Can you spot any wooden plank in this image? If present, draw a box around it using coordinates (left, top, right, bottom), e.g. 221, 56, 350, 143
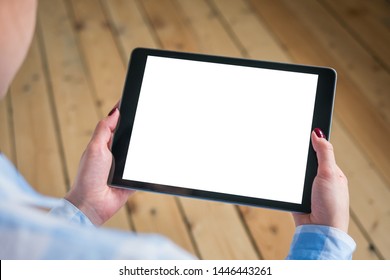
332, 121, 390, 259
100, 0, 197, 255
281, 0, 390, 126
240, 207, 295, 260
321, 0, 390, 70
37, 0, 131, 230
38, 0, 98, 180
68, 0, 125, 114
101, 0, 156, 60
179, 197, 258, 259
127, 192, 197, 255
66, 0, 131, 230
210, 0, 290, 62
213, 0, 383, 260
248, 0, 390, 260
177, 0, 241, 57
248, 0, 390, 191
139, 0, 200, 52
9, 35, 67, 197
0, 95, 14, 162
348, 215, 379, 260
138, 0, 259, 259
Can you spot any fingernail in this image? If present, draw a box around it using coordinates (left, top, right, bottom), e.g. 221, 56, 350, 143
314, 128, 326, 139
108, 107, 117, 116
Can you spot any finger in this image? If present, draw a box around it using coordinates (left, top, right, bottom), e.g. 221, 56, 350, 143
107, 99, 121, 117
106, 107, 120, 132
311, 129, 337, 178
91, 108, 120, 146
107, 108, 120, 148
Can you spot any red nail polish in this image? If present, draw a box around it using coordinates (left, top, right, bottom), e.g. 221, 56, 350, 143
108, 107, 117, 116
314, 128, 326, 139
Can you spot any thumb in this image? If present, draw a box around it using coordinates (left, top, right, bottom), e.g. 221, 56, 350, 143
105, 107, 120, 132
91, 108, 120, 147
311, 128, 336, 179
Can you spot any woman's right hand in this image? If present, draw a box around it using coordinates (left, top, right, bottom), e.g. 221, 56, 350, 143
292, 128, 350, 233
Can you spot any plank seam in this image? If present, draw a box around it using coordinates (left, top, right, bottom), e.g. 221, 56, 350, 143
99, 0, 130, 66
318, 0, 390, 74
207, 0, 249, 58
135, 0, 165, 50
63, 0, 104, 119
175, 198, 203, 259
350, 208, 384, 259
35, 21, 71, 190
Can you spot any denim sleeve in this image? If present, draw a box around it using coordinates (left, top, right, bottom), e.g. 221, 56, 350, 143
286, 225, 356, 260
49, 199, 94, 227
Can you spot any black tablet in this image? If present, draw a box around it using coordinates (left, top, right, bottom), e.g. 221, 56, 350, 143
109, 48, 336, 213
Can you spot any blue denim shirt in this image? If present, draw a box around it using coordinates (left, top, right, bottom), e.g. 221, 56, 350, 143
0, 153, 355, 259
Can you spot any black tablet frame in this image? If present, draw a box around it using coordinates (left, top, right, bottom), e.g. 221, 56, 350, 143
109, 48, 336, 213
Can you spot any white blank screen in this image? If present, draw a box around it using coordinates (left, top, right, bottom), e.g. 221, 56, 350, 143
122, 56, 318, 204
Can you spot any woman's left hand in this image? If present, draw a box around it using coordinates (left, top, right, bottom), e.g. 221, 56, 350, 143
65, 105, 134, 226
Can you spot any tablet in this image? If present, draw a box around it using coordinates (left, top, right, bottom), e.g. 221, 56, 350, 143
109, 48, 336, 213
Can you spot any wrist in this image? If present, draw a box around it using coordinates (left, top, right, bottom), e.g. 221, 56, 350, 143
292, 212, 349, 234
64, 193, 104, 226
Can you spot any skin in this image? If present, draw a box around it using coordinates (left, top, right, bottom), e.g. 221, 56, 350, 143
1, 0, 350, 232
65, 107, 134, 226
293, 131, 350, 232
0, 0, 37, 99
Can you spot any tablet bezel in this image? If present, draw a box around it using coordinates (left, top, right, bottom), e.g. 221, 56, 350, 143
109, 48, 336, 213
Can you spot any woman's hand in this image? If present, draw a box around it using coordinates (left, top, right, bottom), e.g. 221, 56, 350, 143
293, 128, 350, 233
65, 105, 134, 226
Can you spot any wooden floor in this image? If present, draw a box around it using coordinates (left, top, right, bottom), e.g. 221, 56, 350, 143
0, 0, 389, 260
